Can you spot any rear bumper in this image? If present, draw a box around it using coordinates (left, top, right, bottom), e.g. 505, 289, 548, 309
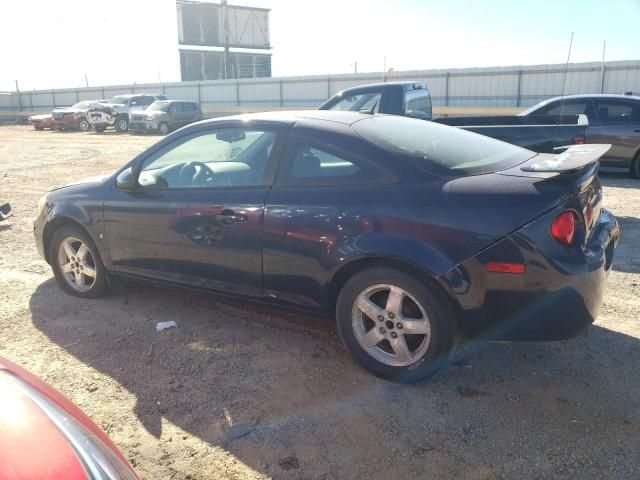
446, 208, 619, 341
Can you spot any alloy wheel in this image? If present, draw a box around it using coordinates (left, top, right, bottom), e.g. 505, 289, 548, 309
351, 284, 431, 367
57, 236, 97, 293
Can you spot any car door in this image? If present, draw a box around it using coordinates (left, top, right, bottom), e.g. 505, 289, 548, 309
103, 121, 286, 297
587, 99, 640, 170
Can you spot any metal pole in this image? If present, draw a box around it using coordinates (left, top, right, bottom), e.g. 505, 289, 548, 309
516, 69, 523, 107
600, 41, 606, 94
197, 82, 201, 105
236, 79, 240, 107
75, 89, 79, 103
52, 89, 56, 108
279, 78, 283, 108
327, 76, 331, 98
444, 72, 450, 107
223, 0, 230, 80
14, 80, 22, 112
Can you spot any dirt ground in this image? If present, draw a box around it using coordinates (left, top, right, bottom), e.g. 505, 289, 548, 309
0, 125, 639, 480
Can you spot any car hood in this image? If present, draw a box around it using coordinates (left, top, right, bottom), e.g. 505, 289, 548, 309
30, 114, 52, 120
49, 173, 112, 192
52, 107, 83, 114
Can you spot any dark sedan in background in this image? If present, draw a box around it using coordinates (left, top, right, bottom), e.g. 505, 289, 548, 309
34, 111, 618, 382
521, 94, 640, 176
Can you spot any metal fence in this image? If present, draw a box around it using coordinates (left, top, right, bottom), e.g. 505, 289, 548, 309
2, 60, 640, 116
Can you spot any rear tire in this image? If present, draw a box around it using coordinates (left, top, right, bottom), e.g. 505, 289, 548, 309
49, 225, 108, 298
336, 267, 453, 383
34, 126, 44, 131
632, 152, 640, 179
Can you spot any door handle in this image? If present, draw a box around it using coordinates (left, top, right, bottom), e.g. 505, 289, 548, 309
218, 209, 247, 225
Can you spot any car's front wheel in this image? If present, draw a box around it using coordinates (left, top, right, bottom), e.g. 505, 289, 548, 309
78, 118, 90, 131
114, 117, 129, 132
631, 152, 640, 179
336, 267, 453, 382
158, 122, 169, 135
49, 225, 108, 298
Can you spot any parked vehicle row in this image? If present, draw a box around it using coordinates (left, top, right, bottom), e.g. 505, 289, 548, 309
321, 82, 640, 177
28, 94, 202, 135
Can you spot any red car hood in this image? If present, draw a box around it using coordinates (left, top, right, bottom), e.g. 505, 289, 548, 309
0, 357, 138, 479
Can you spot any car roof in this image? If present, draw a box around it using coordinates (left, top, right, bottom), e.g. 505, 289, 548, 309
542, 93, 640, 102
196, 110, 374, 127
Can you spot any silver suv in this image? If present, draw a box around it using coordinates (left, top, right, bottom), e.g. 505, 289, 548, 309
129, 100, 203, 135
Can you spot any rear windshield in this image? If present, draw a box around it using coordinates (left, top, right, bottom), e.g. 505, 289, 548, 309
352, 116, 535, 176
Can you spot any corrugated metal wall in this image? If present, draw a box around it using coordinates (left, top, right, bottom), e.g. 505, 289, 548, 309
3, 60, 640, 114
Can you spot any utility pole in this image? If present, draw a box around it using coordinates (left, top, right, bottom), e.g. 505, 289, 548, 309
222, 0, 230, 79
84, 74, 89, 88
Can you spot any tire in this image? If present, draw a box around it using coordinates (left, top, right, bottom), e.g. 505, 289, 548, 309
114, 117, 129, 132
158, 122, 169, 136
94, 125, 106, 133
78, 118, 90, 131
632, 152, 640, 179
34, 126, 44, 131
48, 225, 108, 298
336, 267, 453, 383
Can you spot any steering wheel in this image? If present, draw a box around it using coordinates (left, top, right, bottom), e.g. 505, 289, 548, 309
180, 161, 232, 187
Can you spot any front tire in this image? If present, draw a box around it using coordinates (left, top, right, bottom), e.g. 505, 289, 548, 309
158, 122, 169, 136
114, 117, 129, 132
336, 267, 453, 382
78, 118, 90, 131
49, 225, 108, 298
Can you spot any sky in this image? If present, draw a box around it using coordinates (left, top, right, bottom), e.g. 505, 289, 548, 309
1, 0, 639, 91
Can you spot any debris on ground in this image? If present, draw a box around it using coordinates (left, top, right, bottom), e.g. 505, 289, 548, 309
456, 386, 489, 398
156, 321, 178, 332
279, 456, 299, 470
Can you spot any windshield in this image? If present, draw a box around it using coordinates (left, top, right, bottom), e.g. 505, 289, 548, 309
147, 101, 170, 112
110, 95, 129, 105
353, 116, 535, 176
71, 101, 92, 109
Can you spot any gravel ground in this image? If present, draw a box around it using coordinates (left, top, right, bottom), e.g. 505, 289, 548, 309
0, 125, 639, 480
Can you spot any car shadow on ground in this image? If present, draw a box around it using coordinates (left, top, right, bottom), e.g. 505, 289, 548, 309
599, 172, 640, 189
612, 215, 640, 274
29, 278, 640, 478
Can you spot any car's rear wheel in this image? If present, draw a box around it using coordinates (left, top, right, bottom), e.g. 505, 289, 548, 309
78, 118, 90, 131
336, 267, 453, 382
115, 117, 129, 132
49, 226, 108, 298
34, 126, 44, 131
158, 122, 169, 135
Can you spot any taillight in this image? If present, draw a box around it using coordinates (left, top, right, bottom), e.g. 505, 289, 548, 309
570, 134, 586, 145
551, 211, 577, 246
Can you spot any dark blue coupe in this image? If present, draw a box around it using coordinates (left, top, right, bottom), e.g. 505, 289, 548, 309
34, 111, 619, 382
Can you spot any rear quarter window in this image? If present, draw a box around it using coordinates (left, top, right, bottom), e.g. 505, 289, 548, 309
353, 116, 535, 177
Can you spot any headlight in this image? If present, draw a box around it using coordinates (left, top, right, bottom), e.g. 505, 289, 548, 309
8, 374, 139, 479
145, 115, 156, 121
36, 195, 47, 218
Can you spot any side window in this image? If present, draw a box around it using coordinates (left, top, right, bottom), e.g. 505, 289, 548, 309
171, 103, 183, 113
404, 92, 432, 116
141, 96, 155, 107
277, 137, 392, 187
594, 101, 639, 124
538, 100, 589, 117
327, 92, 381, 112
137, 128, 278, 189
184, 103, 197, 112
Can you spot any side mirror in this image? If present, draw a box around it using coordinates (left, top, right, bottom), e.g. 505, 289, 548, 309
406, 110, 431, 121
116, 167, 137, 190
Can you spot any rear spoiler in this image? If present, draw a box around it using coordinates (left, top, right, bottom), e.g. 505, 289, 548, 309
521, 144, 611, 173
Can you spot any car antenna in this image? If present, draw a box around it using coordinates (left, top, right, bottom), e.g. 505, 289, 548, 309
359, 101, 378, 115
554, 32, 574, 152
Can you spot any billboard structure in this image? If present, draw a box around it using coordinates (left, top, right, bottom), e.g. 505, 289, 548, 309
177, 0, 272, 80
